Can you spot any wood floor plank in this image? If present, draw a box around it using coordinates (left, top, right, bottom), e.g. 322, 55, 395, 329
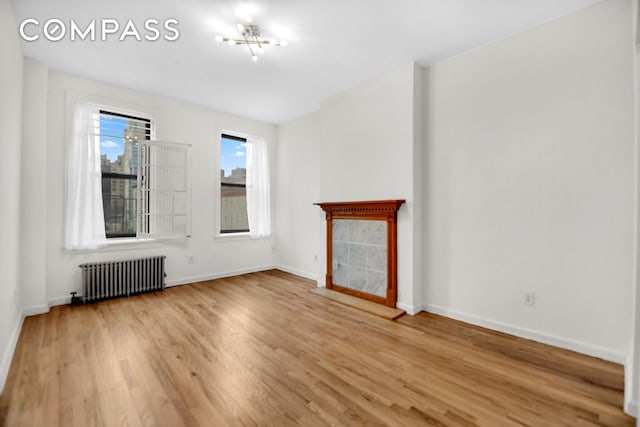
0, 270, 635, 426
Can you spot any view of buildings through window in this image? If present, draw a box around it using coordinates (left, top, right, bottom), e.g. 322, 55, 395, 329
220, 134, 249, 233
99, 111, 151, 238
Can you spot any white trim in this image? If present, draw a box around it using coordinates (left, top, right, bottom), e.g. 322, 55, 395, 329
213, 233, 252, 241
48, 295, 72, 307
63, 239, 162, 254
46, 266, 279, 305
165, 265, 277, 287
276, 265, 318, 282
212, 233, 271, 243
284, 265, 422, 315
625, 398, 638, 418
424, 303, 626, 364
631, 1, 640, 420
22, 304, 49, 317
396, 302, 414, 314
0, 311, 25, 394
396, 302, 425, 316
625, 350, 637, 417
65, 91, 157, 137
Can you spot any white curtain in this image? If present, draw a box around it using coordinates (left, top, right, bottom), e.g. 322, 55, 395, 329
245, 136, 271, 238
64, 103, 107, 250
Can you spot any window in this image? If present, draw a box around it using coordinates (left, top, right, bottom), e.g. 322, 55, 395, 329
218, 132, 271, 238
64, 102, 191, 251
220, 134, 249, 234
99, 110, 151, 238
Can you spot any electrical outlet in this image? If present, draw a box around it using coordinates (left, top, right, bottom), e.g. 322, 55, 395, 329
187, 256, 194, 264
522, 291, 535, 306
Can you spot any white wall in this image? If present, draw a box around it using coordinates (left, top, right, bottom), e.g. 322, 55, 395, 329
319, 63, 423, 312
0, 0, 23, 392
276, 63, 423, 312
28, 71, 278, 306
275, 112, 322, 280
423, 0, 636, 362
20, 58, 48, 314
628, 4, 640, 416
411, 64, 424, 309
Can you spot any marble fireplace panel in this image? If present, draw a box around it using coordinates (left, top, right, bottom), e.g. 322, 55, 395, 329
332, 219, 387, 298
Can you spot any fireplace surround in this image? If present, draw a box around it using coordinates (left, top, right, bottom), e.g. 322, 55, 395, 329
315, 200, 405, 307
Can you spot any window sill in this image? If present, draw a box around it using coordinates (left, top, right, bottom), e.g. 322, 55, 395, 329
214, 233, 271, 242
107, 237, 158, 247
214, 232, 252, 242
64, 238, 162, 254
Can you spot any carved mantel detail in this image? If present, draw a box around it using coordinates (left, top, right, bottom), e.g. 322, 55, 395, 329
314, 200, 405, 308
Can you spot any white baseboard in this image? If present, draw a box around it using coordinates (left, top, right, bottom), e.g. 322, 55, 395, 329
424, 303, 626, 364
2, 303, 57, 393
0, 310, 25, 394
22, 304, 49, 317
275, 267, 424, 316
624, 352, 636, 417
396, 302, 426, 316
48, 295, 71, 307
46, 266, 280, 303
165, 265, 277, 287
625, 398, 638, 418
275, 265, 318, 282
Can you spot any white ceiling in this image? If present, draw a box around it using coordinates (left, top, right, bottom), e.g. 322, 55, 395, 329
12, 0, 603, 124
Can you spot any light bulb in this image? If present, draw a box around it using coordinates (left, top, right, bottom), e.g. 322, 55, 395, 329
269, 39, 279, 46
280, 40, 288, 47
215, 35, 223, 43
237, 24, 244, 32
252, 55, 258, 62
227, 39, 236, 45
245, 16, 252, 23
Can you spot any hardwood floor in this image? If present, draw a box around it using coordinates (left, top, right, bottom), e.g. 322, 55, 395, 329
0, 270, 634, 426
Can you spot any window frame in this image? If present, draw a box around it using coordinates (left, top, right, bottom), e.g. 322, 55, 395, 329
218, 132, 250, 236
64, 93, 157, 250
99, 109, 152, 239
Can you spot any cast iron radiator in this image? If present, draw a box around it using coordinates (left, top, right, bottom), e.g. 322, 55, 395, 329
78, 256, 166, 303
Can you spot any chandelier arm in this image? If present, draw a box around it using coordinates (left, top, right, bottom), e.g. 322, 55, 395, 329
230, 40, 265, 45
242, 33, 256, 58
254, 34, 263, 50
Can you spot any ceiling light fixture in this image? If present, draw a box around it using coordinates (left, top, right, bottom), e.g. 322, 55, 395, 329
215, 16, 288, 62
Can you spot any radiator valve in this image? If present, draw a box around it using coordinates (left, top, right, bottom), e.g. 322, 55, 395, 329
70, 291, 83, 306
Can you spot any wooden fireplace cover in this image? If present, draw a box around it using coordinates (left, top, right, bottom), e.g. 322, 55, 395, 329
314, 200, 405, 307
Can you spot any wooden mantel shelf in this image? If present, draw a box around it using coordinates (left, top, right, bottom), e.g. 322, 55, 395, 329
314, 200, 405, 218
314, 199, 405, 308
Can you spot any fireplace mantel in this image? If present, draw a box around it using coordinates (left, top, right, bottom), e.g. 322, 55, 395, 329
315, 199, 406, 218
315, 200, 405, 307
